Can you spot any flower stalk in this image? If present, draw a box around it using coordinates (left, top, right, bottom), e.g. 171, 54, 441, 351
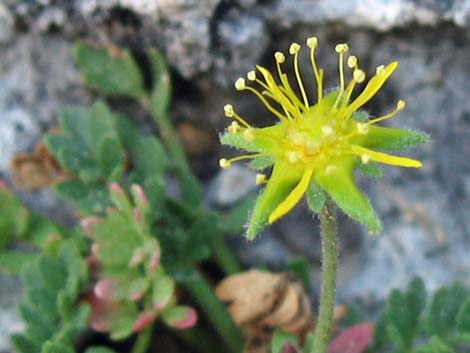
313, 198, 338, 353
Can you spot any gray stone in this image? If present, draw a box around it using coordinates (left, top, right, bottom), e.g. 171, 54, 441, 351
0, 275, 23, 353
0, 3, 14, 44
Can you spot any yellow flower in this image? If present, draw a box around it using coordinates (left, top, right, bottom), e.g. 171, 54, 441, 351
220, 37, 428, 239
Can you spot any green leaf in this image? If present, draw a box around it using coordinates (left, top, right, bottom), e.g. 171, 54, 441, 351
38, 256, 68, 292
270, 329, 299, 353
85, 347, 119, 353
315, 156, 382, 233
41, 341, 75, 353
11, 333, 40, 353
74, 42, 145, 98
98, 134, 125, 181
406, 277, 426, 323
134, 136, 167, 178
179, 173, 202, 209
306, 180, 326, 214
109, 307, 138, 340
185, 211, 218, 262
386, 289, 414, 348
353, 126, 429, 151
54, 179, 89, 202
302, 333, 315, 353
427, 283, 467, 337
457, 297, 470, 332
161, 305, 196, 329
356, 160, 384, 178
413, 336, 455, 353
0, 251, 35, 274
152, 272, 175, 309
149, 48, 172, 120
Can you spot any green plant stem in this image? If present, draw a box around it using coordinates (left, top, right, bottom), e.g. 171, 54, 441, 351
141, 97, 190, 174
131, 326, 152, 353
212, 236, 241, 275
312, 198, 338, 353
176, 326, 227, 353
182, 271, 244, 353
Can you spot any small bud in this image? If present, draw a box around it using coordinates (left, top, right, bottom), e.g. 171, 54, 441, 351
81, 216, 103, 238
235, 78, 245, 90
134, 208, 143, 223
335, 43, 349, 53
247, 70, 256, 81
256, 174, 267, 185
131, 184, 149, 214
128, 248, 147, 267
219, 158, 231, 169
289, 43, 301, 55
274, 51, 285, 63
94, 279, 116, 300
109, 182, 125, 196
306, 36, 318, 48
149, 249, 160, 270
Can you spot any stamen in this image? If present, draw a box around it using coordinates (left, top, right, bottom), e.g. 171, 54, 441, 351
274, 51, 286, 63
376, 65, 385, 75
289, 42, 309, 107
335, 43, 349, 92
321, 125, 334, 136
242, 84, 290, 122
247, 70, 256, 81
219, 158, 231, 169
224, 104, 251, 128
356, 122, 369, 135
256, 174, 267, 185
235, 78, 246, 90
368, 100, 406, 125
307, 36, 323, 101
353, 69, 366, 83
347, 55, 358, 69
227, 121, 240, 134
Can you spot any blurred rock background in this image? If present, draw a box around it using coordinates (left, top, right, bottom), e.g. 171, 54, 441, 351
0, 1, 469, 352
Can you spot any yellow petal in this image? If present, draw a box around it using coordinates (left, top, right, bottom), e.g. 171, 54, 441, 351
344, 61, 398, 117
350, 145, 422, 168
268, 168, 314, 224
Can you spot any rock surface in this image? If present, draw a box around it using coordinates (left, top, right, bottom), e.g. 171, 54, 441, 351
1, 1, 470, 351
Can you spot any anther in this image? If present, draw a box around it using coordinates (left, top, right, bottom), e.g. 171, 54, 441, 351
256, 174, 267, 185
397, 99, 406, 110
289, 43, 301, 55
361, 154, 370, 164
376, 65, 385, 75
347, 55, 358, 68
335, 43, 349, 53
247, 70, 256, 81
243, 128, 255, 142
356, 123, 369, 135
274, 51, 285, 63
219, 158, 231, 169
224, 104, 234, 117
235, 78, 246, 90
306, 36, 318, 48
353, 69, 366, 83
227, 121, 240, 134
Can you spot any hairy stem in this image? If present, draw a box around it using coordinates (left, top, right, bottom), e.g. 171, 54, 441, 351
312, 198, 338, 353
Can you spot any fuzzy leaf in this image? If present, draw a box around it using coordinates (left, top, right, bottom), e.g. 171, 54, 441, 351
386, 289, 414, 348
306, 181, 326, 214
315, 156, 382, 233
99, 135, 125, 181
406, 277, 426, 322
185, 211, 218, 262
356, 161, 383, 178
133, 137, 167, 178
351, 111, 370, 122
11, 334, 40, 353
54, 179, 89, 202
179, 173, 202, 209
109, 307, 138, 340
74, 42, 145, 98
162, 305, 197, 329
249, 155, 274, 170
0, 251, 35, 274
270, 329, 299, 353
353, 126, 429, 151
152, 272, 175, 309
427, 283, 467, 337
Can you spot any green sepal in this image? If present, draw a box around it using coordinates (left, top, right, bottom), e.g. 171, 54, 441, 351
356, 160, 384, 178
246, 161, 302, 240
351, 110, 370, 122
352, 126, 429, 151
220, 124, 284, 154
270, 329, 299, 353
73, 42, 146, 98
249, 155, 274, 170
314, 156, 382, 233
306, 180, 326, 214
220, 192, 257, 234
